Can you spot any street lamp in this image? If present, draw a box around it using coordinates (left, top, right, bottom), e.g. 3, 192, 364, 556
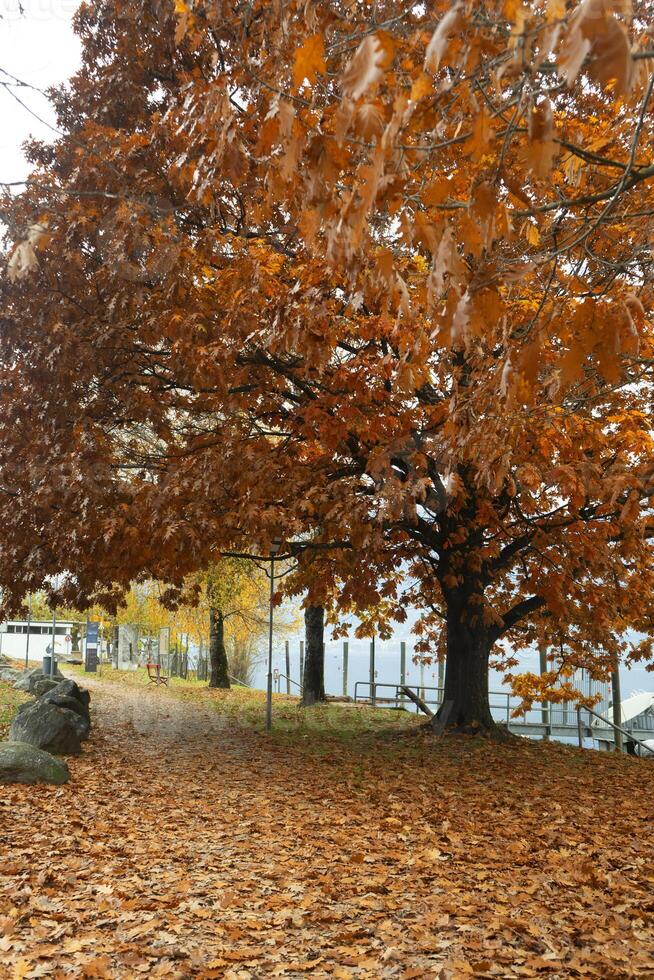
50, 604, 57, 678
25, 593, 32, 669
49, 575, 60, 678
266, 538, 283, 732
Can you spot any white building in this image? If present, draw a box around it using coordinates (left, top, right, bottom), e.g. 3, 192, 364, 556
0, 620, 82, 664
591, 691, 654, 750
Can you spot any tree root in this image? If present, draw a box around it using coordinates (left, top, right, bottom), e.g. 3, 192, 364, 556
419, 719, 519, 742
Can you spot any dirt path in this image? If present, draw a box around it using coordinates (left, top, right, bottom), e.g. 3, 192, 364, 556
4, 680, 449, 979
83, 675, 233, 744
1, 679, 654, 979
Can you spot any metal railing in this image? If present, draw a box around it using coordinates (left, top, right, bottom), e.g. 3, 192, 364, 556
354, 682, 513, 724
274, 672, 301, 692
229, 673, 252, 687
354, 682, 654, 752
354, 681, 433, 712
576, 705, 654, 756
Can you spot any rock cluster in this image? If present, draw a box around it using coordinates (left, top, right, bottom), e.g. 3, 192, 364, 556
0, 669, 92, 784
13, 665, 64, 693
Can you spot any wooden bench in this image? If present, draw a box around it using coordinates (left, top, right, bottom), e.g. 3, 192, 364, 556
146, 662, 169, 686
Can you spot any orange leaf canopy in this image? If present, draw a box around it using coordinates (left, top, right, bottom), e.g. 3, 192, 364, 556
1, 0, 654, 726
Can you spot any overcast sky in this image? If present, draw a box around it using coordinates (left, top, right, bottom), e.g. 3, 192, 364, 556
1, 0, 80, 185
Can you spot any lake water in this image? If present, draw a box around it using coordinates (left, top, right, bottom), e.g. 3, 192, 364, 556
249, 627, 654, 705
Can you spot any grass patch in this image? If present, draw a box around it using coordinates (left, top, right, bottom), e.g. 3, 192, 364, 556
65, 663, 422, 741
0, 680, 29, 737
61, 665, 654, 781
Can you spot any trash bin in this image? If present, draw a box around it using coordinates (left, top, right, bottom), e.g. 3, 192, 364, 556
42, 656, 53, 676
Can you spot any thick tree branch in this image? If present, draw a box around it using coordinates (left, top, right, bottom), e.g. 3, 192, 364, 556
492, 595, 546, 641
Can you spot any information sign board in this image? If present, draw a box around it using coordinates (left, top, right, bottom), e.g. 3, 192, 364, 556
85, 621, 100, 672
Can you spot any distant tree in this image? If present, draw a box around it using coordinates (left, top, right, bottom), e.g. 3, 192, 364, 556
229, 635, 263, 688
174, 560, 299, 688
20, 593, 52, 622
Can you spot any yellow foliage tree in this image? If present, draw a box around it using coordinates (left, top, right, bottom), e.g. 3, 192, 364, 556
93, 562, 298, 686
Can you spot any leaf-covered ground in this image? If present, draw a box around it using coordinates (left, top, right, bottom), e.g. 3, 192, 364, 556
1, 675, 653, 979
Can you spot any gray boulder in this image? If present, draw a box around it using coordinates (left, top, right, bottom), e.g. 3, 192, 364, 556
9, 701, 82, 755
32, 677, 62, 698
57, 707, 90, 741
13, 668, 42, 691
0, 741, 69, 784
14, 667, 64, 694
0, 668, 20, 682
17, 691, 90, 724
49, 678, 90, 710
41, 692, 90, 725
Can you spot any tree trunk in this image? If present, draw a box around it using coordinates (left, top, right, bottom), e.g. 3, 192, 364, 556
301, 605, 325, 706
112, 624, 119, 668
208, 606, 230, 689
441, 600, 498, 736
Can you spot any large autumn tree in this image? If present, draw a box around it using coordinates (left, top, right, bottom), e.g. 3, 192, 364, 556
2, 0, 654, 734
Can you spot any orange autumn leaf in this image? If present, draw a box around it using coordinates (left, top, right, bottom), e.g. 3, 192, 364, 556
292, 33, 326, 91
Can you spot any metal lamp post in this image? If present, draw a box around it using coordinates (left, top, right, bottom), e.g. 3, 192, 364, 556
24, 593, 32, 669
49, 575, 60, 678
50, 605, 57, 678
265, 538, 282, 732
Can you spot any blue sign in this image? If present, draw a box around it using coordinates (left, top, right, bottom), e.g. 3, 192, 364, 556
85, 621, 100, 672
